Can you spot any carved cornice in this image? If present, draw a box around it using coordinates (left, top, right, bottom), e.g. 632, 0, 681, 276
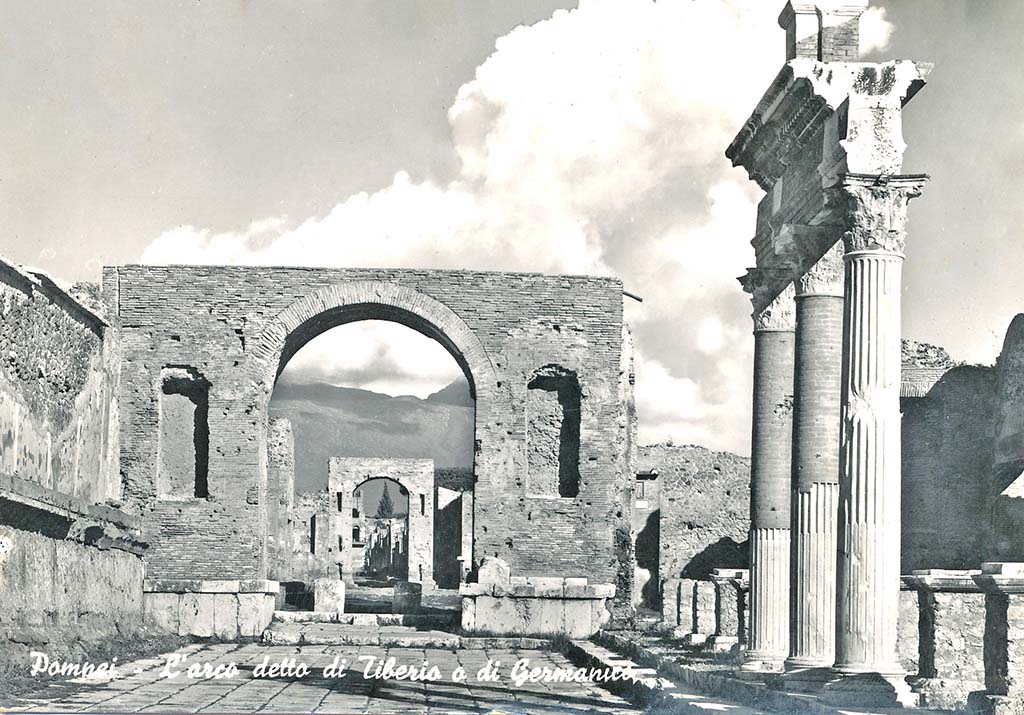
826, 173, 928, 254
726, 60, 931, 192
797, 241, 845, 296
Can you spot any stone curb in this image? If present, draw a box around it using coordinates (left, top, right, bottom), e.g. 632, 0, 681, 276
261, 626, 549, 650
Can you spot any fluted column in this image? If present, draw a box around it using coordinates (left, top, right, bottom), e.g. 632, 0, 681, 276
741, 283, 795, 672
786, 242, 844, 678
823, 174, 927, 706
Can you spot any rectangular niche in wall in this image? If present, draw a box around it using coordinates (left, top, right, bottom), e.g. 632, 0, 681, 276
158, 366, 210, 499
526, 366, 581, 497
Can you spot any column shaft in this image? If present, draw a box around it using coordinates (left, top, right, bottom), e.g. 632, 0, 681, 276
833, 250, 903, 674
788, 276, 844, 670
743, 300, 795, 671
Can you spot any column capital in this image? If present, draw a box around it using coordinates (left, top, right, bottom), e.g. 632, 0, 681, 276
755, 282, 796, 332
827, 173, 929, 255
740, 270, 795, 332
797, 241, 845, 297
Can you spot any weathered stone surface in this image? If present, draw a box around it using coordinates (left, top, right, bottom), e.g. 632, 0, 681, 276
313, 578, 345, 615
178, 593, 214, 638
143, 592, 180, 634
238, 593, 273, 638
212, 593, 238, 640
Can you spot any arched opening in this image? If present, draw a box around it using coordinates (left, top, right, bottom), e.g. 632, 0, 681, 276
264, 307, 476, 613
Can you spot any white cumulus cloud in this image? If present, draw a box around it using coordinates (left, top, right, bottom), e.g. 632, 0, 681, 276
141, 0, 892, 454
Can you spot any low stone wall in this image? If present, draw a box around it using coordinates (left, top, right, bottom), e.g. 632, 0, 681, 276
0, 474, 146, 650
143, 579, 278, 640
663, 573, 748, 653
460, 558, 614, 638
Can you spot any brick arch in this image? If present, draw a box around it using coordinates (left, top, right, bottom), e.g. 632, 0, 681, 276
247, 281, 498, 402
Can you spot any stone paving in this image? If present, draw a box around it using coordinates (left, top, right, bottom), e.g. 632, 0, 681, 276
4, 642, 648, 714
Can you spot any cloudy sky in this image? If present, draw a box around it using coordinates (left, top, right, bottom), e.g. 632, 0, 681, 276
1, 1, 1021, 455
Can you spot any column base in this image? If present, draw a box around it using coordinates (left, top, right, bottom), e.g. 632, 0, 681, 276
737, 650, 786, 674
820, 671, 918, 708
910, 677, 986, 712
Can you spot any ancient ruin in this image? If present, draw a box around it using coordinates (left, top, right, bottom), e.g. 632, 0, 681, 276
5, 2, 1024, 714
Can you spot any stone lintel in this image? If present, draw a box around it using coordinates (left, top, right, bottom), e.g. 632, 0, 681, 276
727, 60, 931, 191
711, 568, 748, 582
905, 569, 982, 593
826, 173, 930, 254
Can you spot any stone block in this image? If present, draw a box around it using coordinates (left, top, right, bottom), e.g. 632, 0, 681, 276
239, 579, 278, 593
478, 556, 511, 585
313, 578, 345, 614
590, 583, 616, 598
144, 592, 180, 634
238, 593, 272, 638
510, 576, 528, 585
393, 581, 422, 613
179, 593, 214, 637
565, 577, 588, 588
200, 580, 240, 594
213, 593, 239, 640
563, 599, 593, 638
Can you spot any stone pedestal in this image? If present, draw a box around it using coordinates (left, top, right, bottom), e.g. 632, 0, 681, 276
662, 578, 682, 628
740, 284, 795, 673
705, 569, 748, 654
313, 578, 345, 615
903, 570, 985, 711
822, 174, 927, 709
969, 563, 1024, 715
785, 244, 843, 686
143, 579, 278, 640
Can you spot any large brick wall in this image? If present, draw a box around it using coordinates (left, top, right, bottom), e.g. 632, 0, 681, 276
105, 266, 633, 611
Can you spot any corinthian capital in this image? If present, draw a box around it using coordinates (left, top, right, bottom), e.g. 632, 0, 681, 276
827, 173, 929, 254
797, 241, 845, 297
755, 283, 796, 331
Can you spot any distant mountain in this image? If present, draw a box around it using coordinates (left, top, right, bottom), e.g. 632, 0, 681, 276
269, 379, 474, 492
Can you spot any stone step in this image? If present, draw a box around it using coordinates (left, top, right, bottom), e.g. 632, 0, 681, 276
271, 610, 458, 629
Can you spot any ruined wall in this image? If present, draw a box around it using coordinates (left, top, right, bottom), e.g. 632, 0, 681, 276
0, 261, 119, 503
641, 444, 750, 584
0, 258, 141, 651
991, 315, 1024, 560
900, 341, 996, 571
107, 266, 632, 602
